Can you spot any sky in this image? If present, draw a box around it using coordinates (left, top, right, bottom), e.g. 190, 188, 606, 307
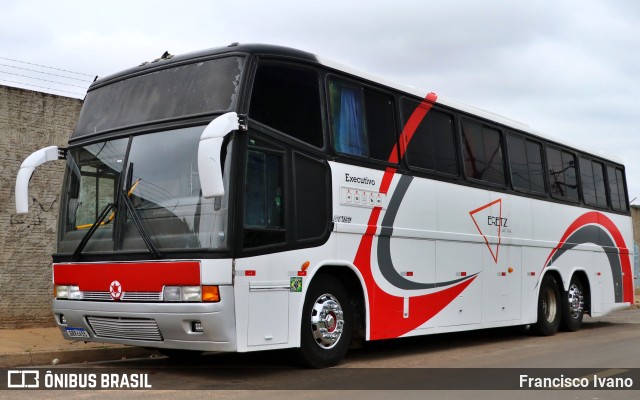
1, 0, 639, 203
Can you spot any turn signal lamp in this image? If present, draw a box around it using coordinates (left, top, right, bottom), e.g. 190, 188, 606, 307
202, 286, 220, 302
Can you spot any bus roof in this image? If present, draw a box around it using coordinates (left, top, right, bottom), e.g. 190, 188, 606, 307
89, 43, 622, 165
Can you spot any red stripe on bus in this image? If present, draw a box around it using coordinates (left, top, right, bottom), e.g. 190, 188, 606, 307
379, 93, 438, 196
543, 212, 633, 303
53, 261, 200, 292
379, 167, 397, 195
351, 91, 479, 340
389, 91, 438, 164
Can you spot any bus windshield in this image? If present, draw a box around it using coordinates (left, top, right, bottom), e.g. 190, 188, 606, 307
72, 56, 244, 140
58, 126, 232, 255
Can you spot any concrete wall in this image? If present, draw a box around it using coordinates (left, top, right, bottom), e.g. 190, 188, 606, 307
631, 206, 640, 245
0, 85, 82, 328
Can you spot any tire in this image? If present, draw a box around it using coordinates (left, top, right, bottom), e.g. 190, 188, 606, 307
531, 274, 562, 336
560, 275, 585, 332
298, 275, 353, 368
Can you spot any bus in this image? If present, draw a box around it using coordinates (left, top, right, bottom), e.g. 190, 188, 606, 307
15, 43, 634, 368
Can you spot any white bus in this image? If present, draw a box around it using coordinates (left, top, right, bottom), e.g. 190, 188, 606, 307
16, 44, 634, 368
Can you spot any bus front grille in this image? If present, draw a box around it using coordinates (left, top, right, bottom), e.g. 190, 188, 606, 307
87, 316, 163, 341
81, 291, 163, 301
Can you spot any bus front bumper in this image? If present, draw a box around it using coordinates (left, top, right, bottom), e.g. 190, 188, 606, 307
52, 286, 237, 352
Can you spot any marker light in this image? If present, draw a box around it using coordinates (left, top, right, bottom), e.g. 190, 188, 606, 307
301, 261, 310, 271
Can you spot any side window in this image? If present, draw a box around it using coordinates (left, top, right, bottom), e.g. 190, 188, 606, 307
461, 120, 505, 185
250, 63, 323, 148
401, 99, 457, 175
65, 138, 127, 231
507, 134, 545, 194
579, 157, 596, 205
607, 166, 628, 211
74, 166, 117, 228
243, 137, 286, 248
547, 147, 578, 201
580, 157, 607, 207
328, 78, 396, 162
294, 152, 330, 241
242, 136, 332, 250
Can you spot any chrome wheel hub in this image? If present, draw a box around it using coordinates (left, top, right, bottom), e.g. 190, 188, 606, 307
310, 293, 344, 349
567, 283, 584, 319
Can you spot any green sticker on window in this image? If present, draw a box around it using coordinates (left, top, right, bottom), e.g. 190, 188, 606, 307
290, 277, 303, 293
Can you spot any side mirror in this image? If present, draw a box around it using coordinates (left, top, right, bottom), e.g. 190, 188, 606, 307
197, 112, 241, 198
15, 146, 64, 213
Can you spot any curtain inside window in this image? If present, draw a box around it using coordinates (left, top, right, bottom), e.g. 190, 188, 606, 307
331, 83, 367, 156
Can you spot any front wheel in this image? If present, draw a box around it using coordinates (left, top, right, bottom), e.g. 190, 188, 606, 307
560, 276, 585, 332
531, 274, 562, 336
298, 275, 353, 368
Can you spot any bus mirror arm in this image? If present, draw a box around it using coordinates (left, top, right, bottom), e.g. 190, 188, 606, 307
198, 112, 242, 198
15, 146, 66, 214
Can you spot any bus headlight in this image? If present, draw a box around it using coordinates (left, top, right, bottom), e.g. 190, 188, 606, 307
55, 285, 81, 299
163, 286, 182, 301
163, 286, 220, 302
181, 286, 202, 301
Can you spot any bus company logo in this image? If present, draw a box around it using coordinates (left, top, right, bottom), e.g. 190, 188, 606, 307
487, 216, 508, 228
469, 199, 504, 263
109, 280, 122, 301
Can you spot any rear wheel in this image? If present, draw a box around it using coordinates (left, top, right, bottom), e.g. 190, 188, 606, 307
560, 275, 585, 332
531, 274, 561, 336
298, 275, 353, 368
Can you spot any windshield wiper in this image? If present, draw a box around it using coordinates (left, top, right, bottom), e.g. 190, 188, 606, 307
72, 202, 116, 261
120, 189, 161, 258
71, 167, 161, 260
121, 164, 161, 258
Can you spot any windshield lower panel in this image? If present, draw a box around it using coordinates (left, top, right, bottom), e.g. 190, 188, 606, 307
58, 126, 231, 255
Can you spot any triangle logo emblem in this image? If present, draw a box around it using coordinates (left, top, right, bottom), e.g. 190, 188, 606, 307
469, 199, 502, 263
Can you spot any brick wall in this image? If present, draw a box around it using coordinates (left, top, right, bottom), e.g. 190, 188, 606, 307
0, 85, 82, 328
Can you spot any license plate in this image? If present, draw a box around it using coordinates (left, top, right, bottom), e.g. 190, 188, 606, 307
65, 327, 90, 338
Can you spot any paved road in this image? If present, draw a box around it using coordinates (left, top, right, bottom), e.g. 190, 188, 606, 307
7, 309, 640, 399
